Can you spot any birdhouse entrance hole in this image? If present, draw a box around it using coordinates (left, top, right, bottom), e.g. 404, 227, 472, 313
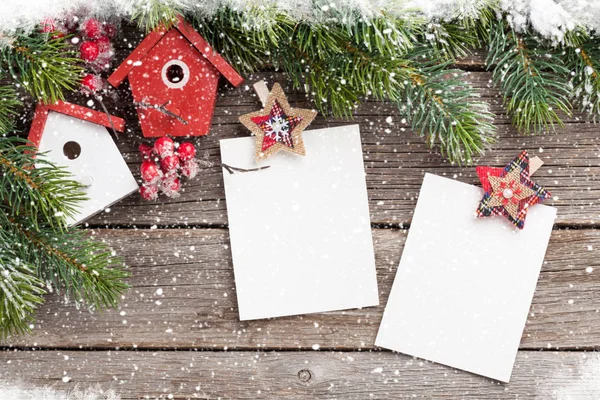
167, 65, 184, 83
162, 60, 190, 89
63, 141, 81, 160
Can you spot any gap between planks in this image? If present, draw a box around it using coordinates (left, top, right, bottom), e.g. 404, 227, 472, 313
6, 228, 600, 351
0, 349, 597, 399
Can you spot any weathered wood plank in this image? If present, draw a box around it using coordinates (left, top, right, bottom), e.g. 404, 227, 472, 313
14, 53, 594, 228
50, 69, 591, 227
80, 95, 600, 227
0, 350, 595, 399
5, 229, 600, 350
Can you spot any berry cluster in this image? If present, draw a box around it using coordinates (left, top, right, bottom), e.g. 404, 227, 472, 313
41, 15, 116, 94
139, 137, 200, 201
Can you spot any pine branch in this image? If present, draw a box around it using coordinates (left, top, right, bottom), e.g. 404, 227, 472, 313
424, 22, 480, 61
566, 37, 600, 121
401, 61, 496, 164
0, 137, 129, 337
0, 81, 20, 133
0, 137, 86, 230
193, 8, 295, 76
131, 0, 187, 33
3, 214, 129, 310
0, 32, 84, 103
487, 21, 572, 134
280, 20, 415, 117
191, 7, 495, 163
421, 0, 495, 60
0, 242, 45, 338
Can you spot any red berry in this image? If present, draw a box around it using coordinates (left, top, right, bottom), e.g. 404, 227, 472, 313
140, 183, 159, 201
169, 177, 181, 192
82, 18, 102, 39
138, 144, 154, 159
181, 159, 199, 179
177, 142, 196, 161
95, 36, 111, 54
160, 155, 180, 172
154, 137, 175, 158
80, 41, 99, 62
140, 160, 160, 183
81, 74, 102, 92
103, 23, 117, 38
161, 177, 181, 198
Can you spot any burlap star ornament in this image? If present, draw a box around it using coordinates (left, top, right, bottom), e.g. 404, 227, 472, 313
239, 83, 317, 162
476, 150, 551, 229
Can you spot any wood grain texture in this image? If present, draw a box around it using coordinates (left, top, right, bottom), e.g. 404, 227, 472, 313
5, 228, 599, 350
39, 69, 593, 228
8, 25, 598, 398
0, 350, 595, 399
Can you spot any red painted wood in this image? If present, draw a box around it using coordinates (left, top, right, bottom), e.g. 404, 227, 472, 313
44, 101, 126, 132
175, 16, 244, 87
27, 105, 50, 148
107, 26, 168, 87
26, 100, 125, 158
127, 29, 221, 137
108, 16, 244, 137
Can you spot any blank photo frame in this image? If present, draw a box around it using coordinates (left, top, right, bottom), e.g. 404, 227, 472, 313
376, 173, 557, 382
220, 124, 379, 320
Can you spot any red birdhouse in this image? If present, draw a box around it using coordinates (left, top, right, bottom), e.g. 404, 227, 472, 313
108, 16, 243, 137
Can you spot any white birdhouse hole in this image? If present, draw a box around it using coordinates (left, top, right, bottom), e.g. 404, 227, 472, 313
63, 141, 81, 160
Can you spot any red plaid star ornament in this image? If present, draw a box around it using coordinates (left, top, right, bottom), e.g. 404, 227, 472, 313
239, 83, 317, 162
476, 150, 551, 229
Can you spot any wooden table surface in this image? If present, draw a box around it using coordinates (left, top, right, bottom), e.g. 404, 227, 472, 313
2, 29, 600, 399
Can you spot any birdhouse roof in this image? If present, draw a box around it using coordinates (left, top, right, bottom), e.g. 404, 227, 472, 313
28, 100, 126, 148
108, 16, 244, 88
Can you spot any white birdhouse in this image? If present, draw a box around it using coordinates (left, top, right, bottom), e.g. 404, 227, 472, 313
27, 101, 138, 225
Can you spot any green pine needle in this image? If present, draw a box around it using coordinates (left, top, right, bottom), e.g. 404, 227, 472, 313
0, 81, 20, 133
1, 33, 84, 103
0, 136, 129, 338
0, 137, 86, 230
566, 37, 600, 120
487, 21, 572, 134
0, 246, 45, 338
131, 0, 187, 32
401, 62, 496, 165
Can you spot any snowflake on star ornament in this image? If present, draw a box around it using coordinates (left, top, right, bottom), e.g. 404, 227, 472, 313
138, 137, 200, 201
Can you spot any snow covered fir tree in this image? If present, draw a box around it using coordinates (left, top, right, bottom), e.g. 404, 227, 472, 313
1, 0, 600, 338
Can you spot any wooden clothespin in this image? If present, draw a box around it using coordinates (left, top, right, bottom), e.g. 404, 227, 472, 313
253, 80, 270, 107
529, 156, 543, 175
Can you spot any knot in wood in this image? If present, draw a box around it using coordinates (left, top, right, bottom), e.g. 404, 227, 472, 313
297, 369, 312, 383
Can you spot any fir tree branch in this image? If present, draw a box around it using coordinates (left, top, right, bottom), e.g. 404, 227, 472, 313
0, 80, 20, 133
0, 242, 45, 338
401, 61, 496, 164
0, 33, 84, 103
3, 214, 129, 311
0, 137, 86, 230
190, 7, 496, 163
0, 138, 129, 338
566, 37, 600, 121
487, 21, 572, 134
131, 0, 187, 33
